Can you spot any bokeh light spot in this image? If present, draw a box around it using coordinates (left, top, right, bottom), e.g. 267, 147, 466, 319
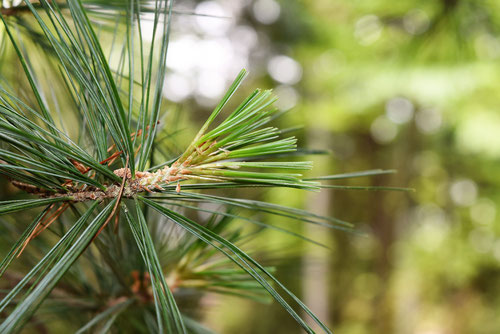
385, 97, 414, 124
370, 115, 398, 144
163, 73, 194, 102
355, 15, 382, 46
195, 1, 233, 36
450, 179, 478, 207
267, 55, 303, 85
252, 0, 281, 25
470, 198, 496, 226
416, 108, 442, 134
274, 85, 299, 111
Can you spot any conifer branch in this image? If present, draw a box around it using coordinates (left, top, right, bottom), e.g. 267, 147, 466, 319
6, 69, 318, 203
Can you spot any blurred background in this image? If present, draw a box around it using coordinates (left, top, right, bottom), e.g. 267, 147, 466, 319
162, 0, 500, 333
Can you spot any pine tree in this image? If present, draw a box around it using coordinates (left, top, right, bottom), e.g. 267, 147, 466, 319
0, 1, 403, 332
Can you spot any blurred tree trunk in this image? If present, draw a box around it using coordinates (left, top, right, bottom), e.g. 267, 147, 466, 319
302, 128, 333, 331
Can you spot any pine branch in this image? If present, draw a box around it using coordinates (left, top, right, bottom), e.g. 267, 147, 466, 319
6, 70, 317, 204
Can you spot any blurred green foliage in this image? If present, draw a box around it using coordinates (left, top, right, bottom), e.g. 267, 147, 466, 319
194, 0, 500, 333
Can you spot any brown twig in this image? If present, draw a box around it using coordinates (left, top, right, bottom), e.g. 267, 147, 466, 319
91, 156, 129, 242
10, 180, 52, 194
32, 202, 69, 238
15, 204, 55, 256
16, 202, 69, 257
